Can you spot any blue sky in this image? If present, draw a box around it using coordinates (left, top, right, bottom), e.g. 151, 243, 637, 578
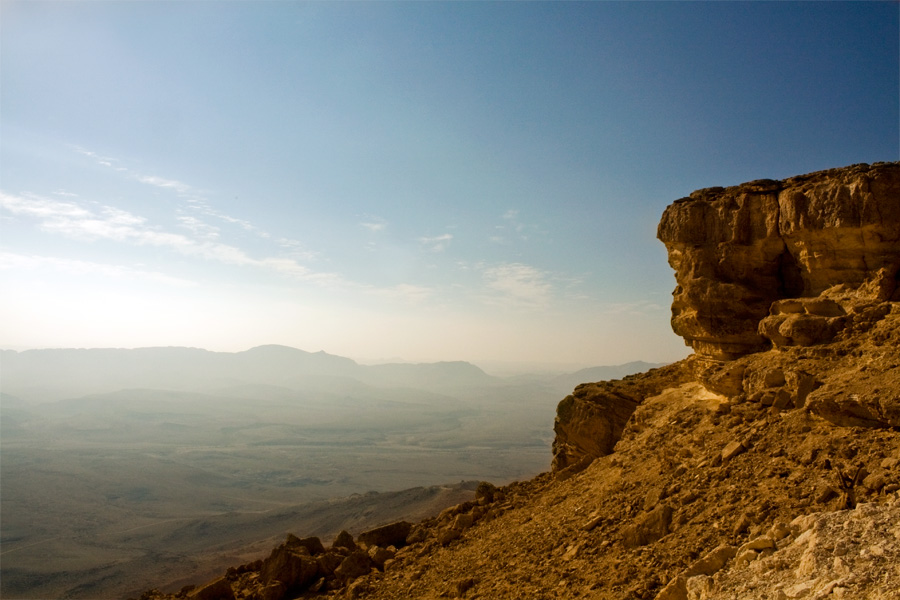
1, 1, 897, 369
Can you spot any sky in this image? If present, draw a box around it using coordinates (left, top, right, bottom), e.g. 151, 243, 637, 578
1, 1, 897, 369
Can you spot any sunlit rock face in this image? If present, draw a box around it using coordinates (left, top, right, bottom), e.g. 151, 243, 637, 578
657, 162, 900, 360
551, 361, 692, 470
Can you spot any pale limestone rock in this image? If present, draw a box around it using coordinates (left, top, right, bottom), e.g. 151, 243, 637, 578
654, 575, 688, 600
683, 544, 737, 577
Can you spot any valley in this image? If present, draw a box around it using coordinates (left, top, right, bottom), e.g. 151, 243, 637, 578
0, 347, 656, 599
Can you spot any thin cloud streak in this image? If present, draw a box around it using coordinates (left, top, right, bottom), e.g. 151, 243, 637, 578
76, 145, 273, 240
360, 216, 388, 232
0, 191, 342, 284
137, 175, 193, 196
418, 233, 453, 252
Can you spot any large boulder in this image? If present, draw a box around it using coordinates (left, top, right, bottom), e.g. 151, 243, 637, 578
356, 521, 412, 549
333, 550, 373, 584
259, 544, 319, 596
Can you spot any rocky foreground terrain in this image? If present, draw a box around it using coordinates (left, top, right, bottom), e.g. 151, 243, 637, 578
138, 162, 900, 600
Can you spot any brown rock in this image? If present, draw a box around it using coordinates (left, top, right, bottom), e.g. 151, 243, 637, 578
654, 575, 688, 600
552, 361, 692, 470
657, 162, 900, 360
475, 481, 497, 503
804, 360, 900, 428
737, 535, 776, 554
452, 513, 474, 531
284, 534, 325, 556
188, 577, 234, 600
316, 552, 344, 577
259, 545, 319, 594
815, 485, 838, 504
333, 550, 373, 584
357, 521, 412, 549
683, 544, 737, 577
622, 504, 673, 548
437, 527, 462, 546
255, 582, 287, 600
721, 440, 746, 462
368, 546, 395, 569
333, 530, 357, 551
345, 578, 369, 599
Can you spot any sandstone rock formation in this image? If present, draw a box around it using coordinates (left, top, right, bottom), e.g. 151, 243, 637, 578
658, 162, 900, 360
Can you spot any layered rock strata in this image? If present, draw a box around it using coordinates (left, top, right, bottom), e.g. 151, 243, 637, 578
657, 162, 900, 360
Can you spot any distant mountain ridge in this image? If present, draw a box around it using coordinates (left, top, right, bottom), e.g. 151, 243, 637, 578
0, 345, 655, 403
0, 345, 499, 402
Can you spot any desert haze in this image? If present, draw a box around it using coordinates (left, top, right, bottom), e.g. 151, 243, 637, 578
0, 346, 656, 599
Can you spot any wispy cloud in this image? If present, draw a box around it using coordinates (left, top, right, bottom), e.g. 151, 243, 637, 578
277, 238, 320, 262
177, 213, 220, 241
0, 251, 196, 287
74, 145, 273, 240
418, 233, 453, 253
137, 174, 194, 196
479, 262, 553, 309
360, 216, 388, 232
0, 191, 343, 284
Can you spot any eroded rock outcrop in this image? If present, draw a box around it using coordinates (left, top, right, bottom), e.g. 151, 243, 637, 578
658, 162, 900, 360
552, 361, 692, 470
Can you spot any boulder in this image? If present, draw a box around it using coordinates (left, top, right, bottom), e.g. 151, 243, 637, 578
333, 550, 373, 583
475, 481, 497, 503
683, 544, 737, 577
315, 551, 344, 577
357, 521, 412, 549
259, 545, 319, 594
332, 530, 357, 551
654, 575, 688, 600
188, 577, 234, 600
284, 534, 324, 556
367, 546, 395, 569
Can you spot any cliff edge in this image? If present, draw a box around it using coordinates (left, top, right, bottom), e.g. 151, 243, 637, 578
657, 162, 900, 361
137, 163, 900, 600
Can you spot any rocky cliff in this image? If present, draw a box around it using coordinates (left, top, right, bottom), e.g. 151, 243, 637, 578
657, 162, 900, 361
136, 163, 900, 600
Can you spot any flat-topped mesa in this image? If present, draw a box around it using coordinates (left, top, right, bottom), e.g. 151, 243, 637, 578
657, 162, 900, 360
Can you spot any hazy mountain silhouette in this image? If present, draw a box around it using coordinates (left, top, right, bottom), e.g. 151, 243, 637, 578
0, 345, 499, 402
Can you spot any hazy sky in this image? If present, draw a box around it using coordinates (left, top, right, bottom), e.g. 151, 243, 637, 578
1, 1, 897, 367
